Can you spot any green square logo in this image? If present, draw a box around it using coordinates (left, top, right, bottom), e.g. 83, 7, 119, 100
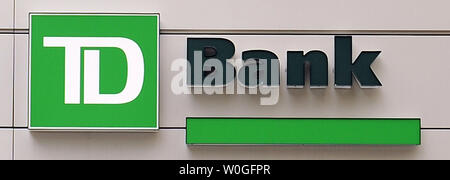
29, 14, 159, 131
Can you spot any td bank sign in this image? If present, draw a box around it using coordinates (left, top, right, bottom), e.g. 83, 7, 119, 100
29, 14, 159, 130
28, 14, 382, 131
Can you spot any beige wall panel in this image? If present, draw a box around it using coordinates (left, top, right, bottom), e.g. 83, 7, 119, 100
160, 35, 450, 128
14, 34, 27, 127
15, 0, 450, 31
0, 35, 13, 127
0, 129, 12, 160
12, 129, 450, 160
0, 0, 13, 29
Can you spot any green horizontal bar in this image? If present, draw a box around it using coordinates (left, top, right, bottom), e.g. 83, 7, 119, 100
186, 118, 421, 145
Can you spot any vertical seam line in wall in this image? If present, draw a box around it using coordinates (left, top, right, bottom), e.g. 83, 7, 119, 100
12, 0, 16, 160
12, 0, 15, 127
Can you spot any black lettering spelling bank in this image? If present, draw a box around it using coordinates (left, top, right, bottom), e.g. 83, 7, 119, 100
187, 36, 382, 88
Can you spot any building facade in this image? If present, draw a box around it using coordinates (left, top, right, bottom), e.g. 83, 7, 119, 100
1, 0, 450, 159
